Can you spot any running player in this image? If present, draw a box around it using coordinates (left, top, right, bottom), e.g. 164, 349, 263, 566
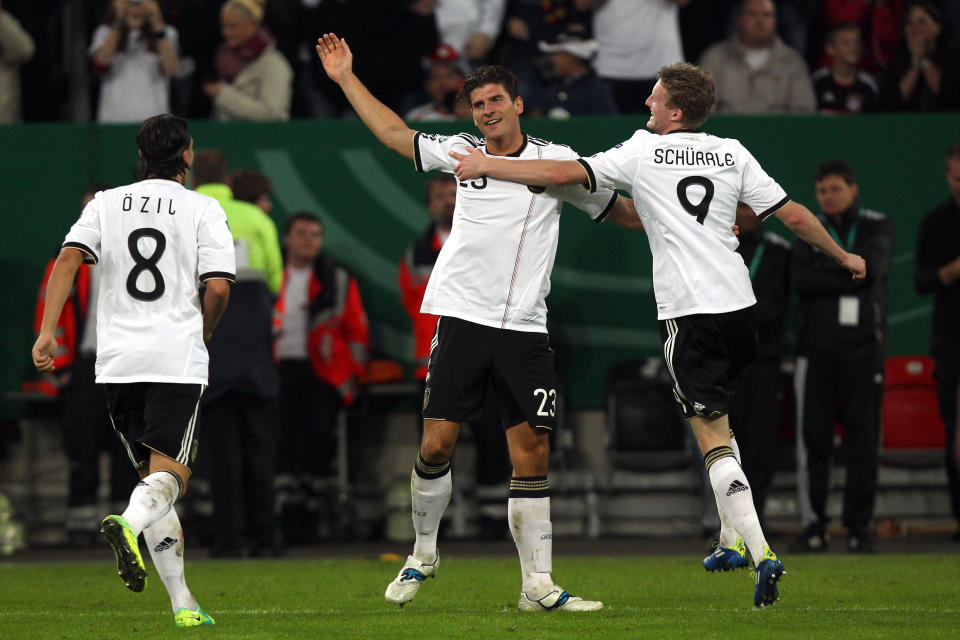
32, 114, 235, 626
450, 62, 866, 609
316, 32, 646, 612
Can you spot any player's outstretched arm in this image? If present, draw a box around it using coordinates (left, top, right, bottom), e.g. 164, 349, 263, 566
32, 248, 85, 372
316, 33, 416, 160
774, 200, 866, 279
451, 147, 588, 187
202, 278, 231, 343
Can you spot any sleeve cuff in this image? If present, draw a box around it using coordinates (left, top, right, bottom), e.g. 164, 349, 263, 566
758, 195, 790, 221
413, 132, 424, 173
595, 192, 618, 223
200, 271, 236, 283
62, 241, 98, 265
576, 158, 597, 193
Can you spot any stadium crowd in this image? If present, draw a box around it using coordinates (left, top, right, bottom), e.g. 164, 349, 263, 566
1, 0, 960, 124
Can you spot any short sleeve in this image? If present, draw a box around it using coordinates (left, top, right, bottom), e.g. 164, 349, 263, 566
63, 194, 103, 265
579, 132, 644, 194
197, 200, 236, 283
413, 132, 479, 173
552, 184, 618, 223
738, 143, 789, 220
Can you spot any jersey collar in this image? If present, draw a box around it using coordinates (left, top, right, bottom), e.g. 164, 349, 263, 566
665, 128, 704, 135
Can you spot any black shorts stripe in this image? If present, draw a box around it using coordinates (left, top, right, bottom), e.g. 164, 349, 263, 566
758, 195, 790, 221
62, 241, 99, 265
576, 159, 597, 193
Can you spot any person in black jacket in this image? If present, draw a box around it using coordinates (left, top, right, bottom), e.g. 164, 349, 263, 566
792, 160, 894, 553
729, 203, 792, 523
915, 140, 960, 540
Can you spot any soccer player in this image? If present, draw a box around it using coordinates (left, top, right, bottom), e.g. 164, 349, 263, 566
316, 32, 642, 612
32, 114, 235, 627
451, 62, 867, 608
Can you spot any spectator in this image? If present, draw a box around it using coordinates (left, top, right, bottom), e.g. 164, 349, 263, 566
192, 150, 282, 557
878, 0, 960, 111
231, 168, 274, 215
819, 0, 904, 73
699, 0, 816, 114
536, 30, 617, 118
435, 0, 505, 70
404, 44, 465, 122
729, 203, 791, 524
203, 0, 293, 121
791, 160, 893, 554
33, 184, 136, 546
575, 0, 688, 114
914, 141, 960, 541
0, 2, 35, 123
812, 23, 880, 114
273, 212, 369, 544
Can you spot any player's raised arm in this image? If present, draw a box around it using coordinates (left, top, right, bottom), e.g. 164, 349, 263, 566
32, 247, 86, 372
316, 33, 416, 160
774, 200, 866, 279
451, 147, 588, 187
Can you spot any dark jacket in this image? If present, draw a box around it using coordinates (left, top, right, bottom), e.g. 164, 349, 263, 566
915, 199, 960, 357
793, 203, 894, 356
737, 229, 791, 361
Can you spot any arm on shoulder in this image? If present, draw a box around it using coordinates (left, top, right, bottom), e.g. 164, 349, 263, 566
450, 146, 589, 186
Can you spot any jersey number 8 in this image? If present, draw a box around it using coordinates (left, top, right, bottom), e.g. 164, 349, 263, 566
126, 228, 166, 301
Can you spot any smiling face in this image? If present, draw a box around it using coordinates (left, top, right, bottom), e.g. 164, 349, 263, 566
905, 4, 942, 45
826, 28, 863, 68
645, 81, 682, 134
469, 83, 524, 152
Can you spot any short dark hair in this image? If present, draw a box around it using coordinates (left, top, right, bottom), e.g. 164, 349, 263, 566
656, 63, 715, 128
136, 114, 192, 180
824, 22, 860, 43
424, 173, 457, 199
192, 149, 229, 187
460, 65, 519, 103
946, 141, 960, 167
814, 159, 857, 184
283, 210, 323, 236
231, 169, 273, 204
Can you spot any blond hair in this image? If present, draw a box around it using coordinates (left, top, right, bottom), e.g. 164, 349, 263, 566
223, 0, 265, 22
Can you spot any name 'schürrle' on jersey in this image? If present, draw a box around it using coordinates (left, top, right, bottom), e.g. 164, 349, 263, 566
62, 179, 236, 384
413, 132, 618, 333
580, 129, 790, 320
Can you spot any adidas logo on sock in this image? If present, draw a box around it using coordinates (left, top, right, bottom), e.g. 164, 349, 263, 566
726, 480, 748, 496
153, 536, 178, 552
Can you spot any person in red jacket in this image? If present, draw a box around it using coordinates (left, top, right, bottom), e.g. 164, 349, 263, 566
273, 211, 369, 543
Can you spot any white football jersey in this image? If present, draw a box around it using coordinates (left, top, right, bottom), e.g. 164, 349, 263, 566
62, 179, 236, 384
581, 129, 789, 319
414, 132, 618, 332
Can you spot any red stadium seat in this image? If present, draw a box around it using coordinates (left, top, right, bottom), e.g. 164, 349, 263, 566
882, 355, 945, 449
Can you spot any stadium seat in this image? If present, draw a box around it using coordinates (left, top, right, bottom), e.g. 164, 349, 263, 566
881, 356, 945, 468
605, 359, 689, 471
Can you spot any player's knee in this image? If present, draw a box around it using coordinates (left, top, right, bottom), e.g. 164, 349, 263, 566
420, 440, 454, 464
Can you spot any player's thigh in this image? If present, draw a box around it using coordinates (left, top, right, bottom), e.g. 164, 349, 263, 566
660, 310, 756, 420
141, 382, 205, 471
491, 329, 558, 431
104, 382, 149, 472
422, 317, 494, 424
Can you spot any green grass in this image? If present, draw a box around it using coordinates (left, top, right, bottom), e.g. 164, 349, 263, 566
2, 553, 959, 639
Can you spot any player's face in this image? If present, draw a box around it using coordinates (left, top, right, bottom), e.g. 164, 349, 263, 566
645, 81, 679, 134
285, 220, 324, 261
826, 30, 862, 67
815, 175, 859, 216
470, 83, 523, 145
427, 180, 457, 228
946, 158, 960, 206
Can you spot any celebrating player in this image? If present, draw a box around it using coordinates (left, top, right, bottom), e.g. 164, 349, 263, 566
32, 114, 235, 626
451, 62, 866, 609
316, 32, 650, 612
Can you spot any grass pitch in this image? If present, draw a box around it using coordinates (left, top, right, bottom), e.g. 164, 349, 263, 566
1, 552, 958, 639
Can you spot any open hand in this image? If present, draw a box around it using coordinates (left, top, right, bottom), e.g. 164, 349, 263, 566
449, 146, 486, 180
316, 32, 354, 85
32, 334, 57, 373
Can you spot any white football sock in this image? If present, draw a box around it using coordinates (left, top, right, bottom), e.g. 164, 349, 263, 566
121, 471, 180, 537
410, 458, 452, 565
143, 506, 197, 612
709, 456, 768, 562
717, 435, 743, 548
508, 496, 554, 600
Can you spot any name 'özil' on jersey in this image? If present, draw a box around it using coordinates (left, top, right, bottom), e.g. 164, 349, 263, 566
62, 179, 236, 384
580, 129, 789, 320
414, 132, 618, 332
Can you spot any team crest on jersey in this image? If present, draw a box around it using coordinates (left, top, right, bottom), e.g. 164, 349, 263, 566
421, 133, 449, 143
423, 387, 431, 410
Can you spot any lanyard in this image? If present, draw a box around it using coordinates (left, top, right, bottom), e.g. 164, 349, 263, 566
826, 209, 862, 251
748, 240, 765, 281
